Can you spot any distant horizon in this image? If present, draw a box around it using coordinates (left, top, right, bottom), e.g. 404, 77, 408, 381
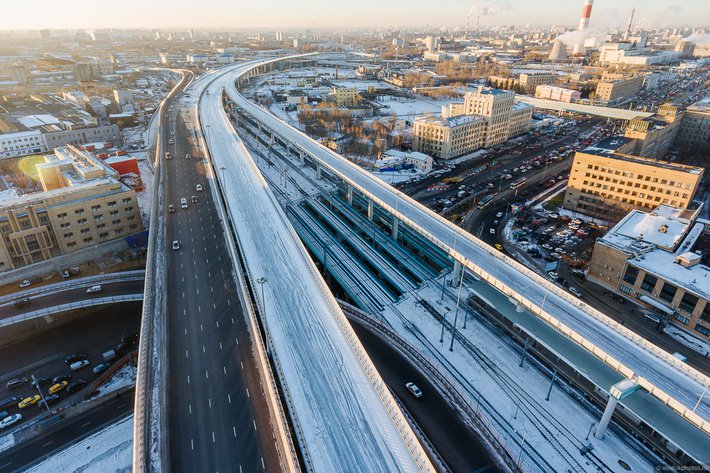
1, 0, 708, 31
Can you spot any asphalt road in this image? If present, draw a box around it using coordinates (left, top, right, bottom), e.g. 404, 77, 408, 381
0, 303, 141, 460
351, 321, 497, 473
0, 279, 144, 321
163, 77, 279, 472
0, 389, 134, 473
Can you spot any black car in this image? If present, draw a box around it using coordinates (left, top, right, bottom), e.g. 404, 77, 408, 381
116, 342, 132, 354
92, 363, 111, 375
122, 333, 138, 345
64, 354, 87, 365
52, 374, 72, 384
12, 297, 30, 308
31, 376, 50, 388
39, 394, 60, 409
66, 380, 86, 393
5, 378, 26, 391
0, 397, 19, 408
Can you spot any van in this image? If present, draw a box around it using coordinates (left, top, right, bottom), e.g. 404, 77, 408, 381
70, 360, 90, 371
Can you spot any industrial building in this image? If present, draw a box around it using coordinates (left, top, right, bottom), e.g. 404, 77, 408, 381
0, 145, 143, 271
588, 205, 709, 339
564, 136, 704, 221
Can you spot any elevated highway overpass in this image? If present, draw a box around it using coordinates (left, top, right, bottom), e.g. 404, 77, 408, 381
515, 96, 654, 120
223, 54, 710, 465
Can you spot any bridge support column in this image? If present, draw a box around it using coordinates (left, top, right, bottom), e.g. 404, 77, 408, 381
299, 152, 305, 166
257, 121, 262, 133
594, 396, 618, 440
516, 303, 525, 313
347, 185, 353, 205
450, 261, 462, 286
367, 199, 374, 221
391, 217, 399, 241
316, 164, 322, 179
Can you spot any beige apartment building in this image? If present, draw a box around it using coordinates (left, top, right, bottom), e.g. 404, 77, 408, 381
564, 136, 704, 221
0, 145, 143, 272
328, 87, 361, 107
595, 74, 643, 104
412, 115, 486, 160
624, 103, 683, 159
676, 97, 710, 149
588, 205, 709, 339
519, 73, 557, 94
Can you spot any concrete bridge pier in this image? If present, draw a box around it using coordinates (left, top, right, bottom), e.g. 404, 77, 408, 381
316, 164, 322, 179
451, 260, 463, 286
347, 185, 353, 205
595, 396, 618, 439
367, 199, 374, 221
391, 217, 399, 241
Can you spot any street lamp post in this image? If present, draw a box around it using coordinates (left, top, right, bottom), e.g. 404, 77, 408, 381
256, 276, 268, 316
449, 267, 466, 352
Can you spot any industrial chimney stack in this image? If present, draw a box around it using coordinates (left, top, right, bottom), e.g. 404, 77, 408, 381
577, 0, 594, 31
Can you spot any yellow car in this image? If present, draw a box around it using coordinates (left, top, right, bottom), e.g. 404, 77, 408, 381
18, 395, 40, 409
495, 243, 504, 251
49, 381, 68, 395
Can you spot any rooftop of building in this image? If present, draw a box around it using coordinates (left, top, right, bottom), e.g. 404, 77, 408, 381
414, 114, 484, 128
383, 149, 431, 162
580, 136, 635, 156
598, 205, 710, 300
470, 86, 512, 96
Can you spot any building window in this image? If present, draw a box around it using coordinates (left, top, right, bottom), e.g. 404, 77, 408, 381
60, 223, 70, 229
108, 201, 117, 207
124, 206, 134, 212
83, 237, 93, 243
640, 274, 658, 293
622, 266, 639, 285
673, 313, 689, 325
659, 283, 677, 303
94, 215, 104, 221
74, 209, 85, 215
110, 210, 119, 216
122, 198, 132, 204
619, 284, 633, 295
99, 232, 109, 239
67, 242, 77, 248
63, 232, 74, 239
696, 324, 710, 337
91, 205, 101, 212
77, 218, 87, 225
679, 293, 699, 314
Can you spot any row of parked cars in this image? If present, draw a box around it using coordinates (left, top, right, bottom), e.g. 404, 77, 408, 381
0, 333, 138, 431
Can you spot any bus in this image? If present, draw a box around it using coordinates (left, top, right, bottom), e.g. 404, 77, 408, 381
510, 177, 527, 190
477, 195, 494, 209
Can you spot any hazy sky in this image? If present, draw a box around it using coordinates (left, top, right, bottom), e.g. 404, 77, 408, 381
1, 0, 707, 30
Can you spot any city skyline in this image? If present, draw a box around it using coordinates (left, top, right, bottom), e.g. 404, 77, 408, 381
1, 0, 709, 31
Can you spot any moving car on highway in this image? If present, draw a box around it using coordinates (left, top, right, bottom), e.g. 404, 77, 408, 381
405, 382, 423, 398
18, 395, 40, 409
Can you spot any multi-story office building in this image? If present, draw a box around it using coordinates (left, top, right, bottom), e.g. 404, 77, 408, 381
412, 115, 486, 160
420, 86, 532, 158
595, 74, 644, 104
676, 97, 710, 149
623, 103, 683, 159
519, 73, 557, 94
588, 205, 709, 339
564, 136, 704, 220
0, 145, 143, 271
0, 130, 47, 159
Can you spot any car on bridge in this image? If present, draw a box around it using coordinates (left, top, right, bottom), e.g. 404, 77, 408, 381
172, 240, 180, 250
52, 374, 72, 384
405, 382, 423, 398
5, 379, 26, 391
180, 197, 188, 209
66, 380, 86, 393
86, 285, 102, 293
196, 184, 203, 192
39, 394, 60, 409
0, 397, 19, 409
168, 204, 175, 213
191, 195, 198, 203
49, 381, 68, 394
19, 280, 31, 288
64, 354, 87, 365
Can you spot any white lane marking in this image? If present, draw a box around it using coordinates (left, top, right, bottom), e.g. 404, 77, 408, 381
182, 291, 185, 298
219, 342, 223, 350
205, 370, 209, 379
183, 309, 186, 315
202, 345, 205, 353
198, 305, 201, 312
200, 324, 203, 331
223, 366, 226, 375
233, 426, 237, 438
187, 375, 190, 384
81, 421, 91, 427
227, 394, 232, 404
212, 432, 215, 443
185, 350, 189, 358
231, 317, 235, 325
253, 420, 257, 431
184, 328, 187, 335
261, 458, 265, 470
42, 440, 53, 447
181, 277, 184, 282
235, 337, 239, 346
208, 398, 212, 408
240, 361, 244, 370
196, 288, 199, 295
246, 388, 250, 398
216, 321, 219, 328
227, 299, 231, 307
191, 439, 194, 450
189, 404, 192, 414
213, 303, 216, 309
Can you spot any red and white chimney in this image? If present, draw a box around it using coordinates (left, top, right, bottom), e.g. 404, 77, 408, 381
578, 0, 594, 31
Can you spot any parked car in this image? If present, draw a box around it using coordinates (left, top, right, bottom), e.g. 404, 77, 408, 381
405, 382, 423, 398
70, 360, 90, 371
191, 195, 198, 203
569, 287, 583, 298
196, 184, 203, 192
168, 204, 175, 213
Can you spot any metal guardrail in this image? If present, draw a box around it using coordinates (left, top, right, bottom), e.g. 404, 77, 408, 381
0, 295, 143, 328
133, 69, 189, 473
230, 60, 710, 435
0, 270, 145, 306
339, 300, 524, 473
197, 88, 302, 473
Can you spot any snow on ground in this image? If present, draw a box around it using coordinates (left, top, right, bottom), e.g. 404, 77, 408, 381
376, 95, 450, 117
133, 152, 154, 225
23, 416, 132, 473
371, 168, 425, 184
447, 149, 488, 166
269, 103, 300, 128
92, 364, 136, 398
331, 79, 395, 91
384, 282, 655, 473
664, 326, 710, 357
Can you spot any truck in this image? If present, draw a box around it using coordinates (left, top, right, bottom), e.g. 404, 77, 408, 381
102, 350, 117, 362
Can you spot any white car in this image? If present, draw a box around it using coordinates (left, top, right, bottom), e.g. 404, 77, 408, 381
86, 285, 102, 293
180, 198, 188, 209
569, 287, 583, 298
19, 280, 31, 288
489, 228, 496, 234
168, 139, 174, 145
185, 154, 191, 159
0, 413, 22, 429
405, 382, 423, 398
172, 240, 180, 250
496, 212, 503, 218
196, 184, 203, 192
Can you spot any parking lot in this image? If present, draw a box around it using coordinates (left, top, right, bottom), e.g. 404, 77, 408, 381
0, 303, 141, 433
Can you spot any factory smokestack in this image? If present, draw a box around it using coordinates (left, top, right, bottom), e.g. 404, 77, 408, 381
577, 0, 594, 31
623, 9, 635, 41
